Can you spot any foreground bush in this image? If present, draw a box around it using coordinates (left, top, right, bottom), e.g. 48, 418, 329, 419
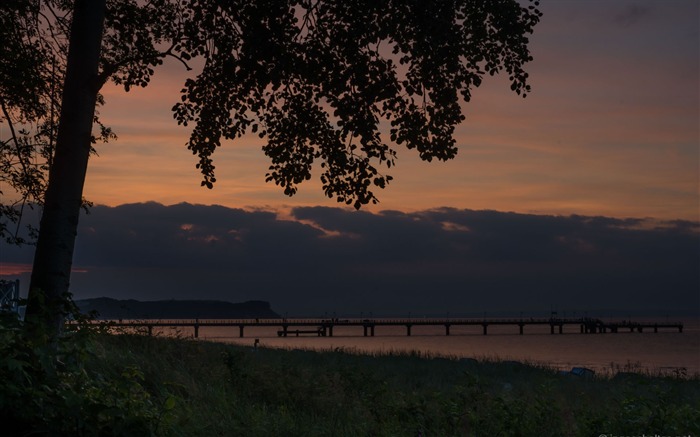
0, 314, 177, 436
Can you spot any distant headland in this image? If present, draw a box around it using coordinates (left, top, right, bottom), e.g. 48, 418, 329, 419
75, 297, 281, 319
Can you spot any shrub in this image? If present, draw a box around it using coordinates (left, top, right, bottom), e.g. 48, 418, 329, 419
0, 312, 178, 436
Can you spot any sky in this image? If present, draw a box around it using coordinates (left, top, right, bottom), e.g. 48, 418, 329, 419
1, 0, 699, 316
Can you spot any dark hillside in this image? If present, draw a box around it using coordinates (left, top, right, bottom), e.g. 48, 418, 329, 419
76, 297, 280, 319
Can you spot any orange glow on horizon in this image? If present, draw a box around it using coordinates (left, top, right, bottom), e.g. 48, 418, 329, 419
0, 263, 88, 277
0, 263, 33, 276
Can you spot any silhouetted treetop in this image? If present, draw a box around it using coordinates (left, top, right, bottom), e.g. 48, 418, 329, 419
1, 0, 540, 341
171, 0, 541, 208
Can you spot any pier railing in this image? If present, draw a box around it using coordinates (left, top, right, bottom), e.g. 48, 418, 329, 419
71, 317, 684, 338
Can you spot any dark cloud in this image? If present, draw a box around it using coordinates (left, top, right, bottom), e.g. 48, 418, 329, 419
2, 203, 698, 316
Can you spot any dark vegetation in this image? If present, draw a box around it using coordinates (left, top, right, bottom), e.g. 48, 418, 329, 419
1, 314, 698, 436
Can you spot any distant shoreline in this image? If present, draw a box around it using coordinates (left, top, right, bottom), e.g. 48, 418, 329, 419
75, 297, 281, 319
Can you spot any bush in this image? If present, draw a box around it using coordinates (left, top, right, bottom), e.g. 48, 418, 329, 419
0, 312, 178, 436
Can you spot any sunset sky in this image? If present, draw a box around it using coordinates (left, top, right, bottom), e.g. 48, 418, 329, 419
2, 0, 699, 316
83, 0, 699, 220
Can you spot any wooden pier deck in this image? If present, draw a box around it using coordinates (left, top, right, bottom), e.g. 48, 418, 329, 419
82, 317, 684, 338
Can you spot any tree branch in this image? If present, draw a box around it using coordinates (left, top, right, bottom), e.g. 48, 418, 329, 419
163, 46, 193, 71
0, 97, 31, 180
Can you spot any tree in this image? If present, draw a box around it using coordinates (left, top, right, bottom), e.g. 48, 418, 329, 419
1, 0, 62, 246
3, 0, 182, 337
1, 1, 114, 247
2, 0, 541, 340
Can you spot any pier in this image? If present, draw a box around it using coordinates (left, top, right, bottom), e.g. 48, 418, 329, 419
80, 317, 684, 338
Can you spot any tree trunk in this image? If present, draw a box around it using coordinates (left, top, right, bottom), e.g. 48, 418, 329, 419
26, 0, 106, 340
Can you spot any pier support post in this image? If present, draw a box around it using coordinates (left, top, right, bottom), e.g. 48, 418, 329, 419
282, 325, 288, 337
364, 326, 368, 337
194, 324, 199, 339
239, 325, 244, 338
519, 324, 524, 335
559, 325, 563, 334
329, 326, 333, 337
550, 324, 554, 334
445, 324, 450, 336
371, 325, 375, 336
406, 325, 412, 336
482, 324, 487, 335
147, 325, 153, 336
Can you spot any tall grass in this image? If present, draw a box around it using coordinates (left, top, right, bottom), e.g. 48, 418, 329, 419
101, 334, 700, 436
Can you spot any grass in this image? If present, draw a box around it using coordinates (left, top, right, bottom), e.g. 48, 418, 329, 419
2, 324, 699, 436
96, 334, 699, 436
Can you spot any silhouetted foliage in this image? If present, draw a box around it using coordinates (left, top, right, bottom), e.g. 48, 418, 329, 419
1, 0, 61, 245
173, 0, 542, 208
0, 0, 112, 245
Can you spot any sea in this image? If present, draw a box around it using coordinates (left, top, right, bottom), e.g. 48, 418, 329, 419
153, 318, 700, 377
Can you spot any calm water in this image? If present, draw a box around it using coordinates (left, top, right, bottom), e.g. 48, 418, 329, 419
155, 319, 700, 376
